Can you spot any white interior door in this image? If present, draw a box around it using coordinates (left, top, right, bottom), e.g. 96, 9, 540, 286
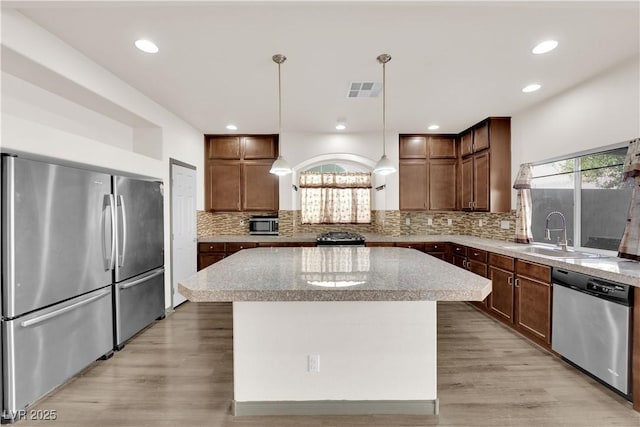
171, 162, 197, 307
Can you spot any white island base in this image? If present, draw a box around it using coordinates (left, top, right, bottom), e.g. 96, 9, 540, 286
232, 300, 438, 416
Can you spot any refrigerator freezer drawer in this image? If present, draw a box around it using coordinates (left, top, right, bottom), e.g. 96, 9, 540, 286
114, 268, 165, 348
2, 287, 112, 421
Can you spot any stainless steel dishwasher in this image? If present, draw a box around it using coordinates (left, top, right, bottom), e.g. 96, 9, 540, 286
551, 268, 633, 399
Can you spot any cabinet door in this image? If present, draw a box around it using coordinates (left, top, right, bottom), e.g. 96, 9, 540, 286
460, 131, 473, 157
198, 253, 225, 271
473, 122, 490, 152
399, 160, 428, 210
428, 136, 456, 159
460, 156, 474, 211
473, 151, 490, 211
243, 136, 276, 159
516, 275, 551, 344
207, 136, 241, 159
243, 161, 279, 211
207, 162, 241, 211
399, 136, 427, 159
429, 159, 456, 210
467, 260, 487, 277
453, 254, 466, 269
489, 266, 515, 322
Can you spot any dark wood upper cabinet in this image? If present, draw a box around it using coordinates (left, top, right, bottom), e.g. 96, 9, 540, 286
459, 117, 511, 213
208, 136, 241, 159
460, 156, 473, 210
399, 136, 428, 159
460, 131, 473, 157
243, 136, 277, 159
243, 161, 279, 211
473, 151, 490, 211
428, 136, 456, 159
206, 162, 242, 211
399, 159, 428, 210
205, 134, 279, 212
473, 122, 490, 152
429, 159, 456, 211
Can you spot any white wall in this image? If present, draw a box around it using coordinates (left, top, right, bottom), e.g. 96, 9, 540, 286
278, 131, 400, 211
1, 10, 205, 309
512, 56, 640, 173
233, 301, 437, 402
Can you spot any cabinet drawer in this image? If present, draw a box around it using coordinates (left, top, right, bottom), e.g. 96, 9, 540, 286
226, 242, 258, 254
425, 242, 447, 253
516, 259, 551, 283
452, 244, 467, 257
395, 242, 426, 252
468, 248, 487, 263
468, 260, 487, 277
366, 242, 395, 247
199, 242, 225, 253
489, 253, 514, 271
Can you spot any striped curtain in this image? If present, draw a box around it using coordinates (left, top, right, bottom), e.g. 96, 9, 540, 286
513, 163, 533, 244
299, 172, 371, 224
618, 138, 640, 260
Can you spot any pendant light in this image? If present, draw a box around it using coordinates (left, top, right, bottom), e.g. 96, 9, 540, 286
373, 53, 396, 176
269, 54, 292, 176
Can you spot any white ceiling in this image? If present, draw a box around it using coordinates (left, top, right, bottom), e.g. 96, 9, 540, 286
7, 1, 640, 135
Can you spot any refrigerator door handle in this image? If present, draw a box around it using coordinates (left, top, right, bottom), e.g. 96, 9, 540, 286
104, 194, 117, 270
120, 268, 164, 290
20, 289, 111, 328
118, 194, 127, 267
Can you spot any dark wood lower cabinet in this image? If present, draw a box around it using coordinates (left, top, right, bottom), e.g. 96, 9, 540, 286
488, 265, 514, 321
488, 253, 515, 322
515, 274, 552, 345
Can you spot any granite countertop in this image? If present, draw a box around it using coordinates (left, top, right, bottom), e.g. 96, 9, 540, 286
198, 234, 640, 287
179, 247, 491, 302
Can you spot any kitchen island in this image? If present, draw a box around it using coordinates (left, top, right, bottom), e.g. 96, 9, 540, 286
179, 246, 491, 416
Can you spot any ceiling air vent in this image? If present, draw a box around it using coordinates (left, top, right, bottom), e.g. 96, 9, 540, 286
347, 81, 382, 98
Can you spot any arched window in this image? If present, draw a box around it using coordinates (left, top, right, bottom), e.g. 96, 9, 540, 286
299, 164, 372, 224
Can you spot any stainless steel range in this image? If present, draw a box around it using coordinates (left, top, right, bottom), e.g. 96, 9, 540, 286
316, 232, 366, 246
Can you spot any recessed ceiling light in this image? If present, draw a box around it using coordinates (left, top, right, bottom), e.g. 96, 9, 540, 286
135, 39, 159, 54
522, 84, 541, 93
226, 124, 238, 130
532, 40, 558, 55
428, 124, 440, 131
335, 123, 346, 130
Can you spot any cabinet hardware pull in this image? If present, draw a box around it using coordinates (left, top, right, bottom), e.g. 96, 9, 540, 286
514, 278, 520, 288
507, 276, 513, 286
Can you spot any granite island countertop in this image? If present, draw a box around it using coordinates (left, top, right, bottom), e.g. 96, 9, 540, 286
179, 246, 491, 302
198, 234, 640, 287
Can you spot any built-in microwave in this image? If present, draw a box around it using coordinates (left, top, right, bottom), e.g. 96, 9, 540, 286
249, 216, 278, 235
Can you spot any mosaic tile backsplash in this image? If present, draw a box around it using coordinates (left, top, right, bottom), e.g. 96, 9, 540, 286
198, 209, 517, 241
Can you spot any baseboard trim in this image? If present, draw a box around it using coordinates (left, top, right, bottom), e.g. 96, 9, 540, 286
232, 399, 438, 416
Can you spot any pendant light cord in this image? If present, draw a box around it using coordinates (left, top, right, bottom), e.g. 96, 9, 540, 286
382, 60, 386, 157
278, 61, 282, 135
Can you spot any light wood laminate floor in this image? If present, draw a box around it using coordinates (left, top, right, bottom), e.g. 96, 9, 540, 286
16, 302, 640, 426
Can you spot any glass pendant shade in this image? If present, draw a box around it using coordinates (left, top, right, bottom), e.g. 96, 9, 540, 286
270, 155, 292, 176
373, 154, 396, 175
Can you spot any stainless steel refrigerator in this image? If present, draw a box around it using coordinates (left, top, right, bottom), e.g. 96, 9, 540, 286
1, 156, 165, 422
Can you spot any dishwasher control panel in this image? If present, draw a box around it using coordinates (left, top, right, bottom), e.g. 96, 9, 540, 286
552, 269, 633, 306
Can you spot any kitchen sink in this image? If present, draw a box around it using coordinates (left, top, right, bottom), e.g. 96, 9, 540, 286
501, 245, 609, 259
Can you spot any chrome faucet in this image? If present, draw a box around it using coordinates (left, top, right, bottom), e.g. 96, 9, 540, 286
545, 211, 568, 251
